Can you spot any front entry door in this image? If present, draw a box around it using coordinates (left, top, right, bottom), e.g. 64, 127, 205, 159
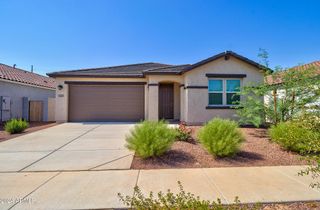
159, 84, 174, 119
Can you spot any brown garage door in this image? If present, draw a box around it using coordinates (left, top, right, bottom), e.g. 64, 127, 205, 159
68, 84, 144, 122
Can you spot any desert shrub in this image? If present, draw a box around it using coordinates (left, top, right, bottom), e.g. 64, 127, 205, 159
125, 120, 177, 158
198, 118, 244, 157
269, 121, 320, 154
175, 122, 192, 142
118, 181, 260, 210
293, 112, 320, 132
4, 118, 29, 134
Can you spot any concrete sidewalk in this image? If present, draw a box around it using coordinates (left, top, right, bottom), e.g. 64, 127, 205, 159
1, 165, 319, 210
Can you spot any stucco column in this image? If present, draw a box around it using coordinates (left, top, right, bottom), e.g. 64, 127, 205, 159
55, 82, 68, 122
180, 85, 185, 122
144, 84, 149, 120
147, 84, 159, 121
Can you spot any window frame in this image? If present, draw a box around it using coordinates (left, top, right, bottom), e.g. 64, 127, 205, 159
208, 78, 241, 107
208, 79, 223, 105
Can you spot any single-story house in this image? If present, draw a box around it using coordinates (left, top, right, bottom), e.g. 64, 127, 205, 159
0, 63, 56, 122
48, 51, 267, 124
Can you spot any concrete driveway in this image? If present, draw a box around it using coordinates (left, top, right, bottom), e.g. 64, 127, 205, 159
0, 123, 135, 172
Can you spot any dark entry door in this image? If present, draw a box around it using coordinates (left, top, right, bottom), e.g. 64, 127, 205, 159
159, 84, 174, 119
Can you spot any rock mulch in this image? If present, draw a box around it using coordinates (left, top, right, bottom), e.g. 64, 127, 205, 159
131, 127, 307, 169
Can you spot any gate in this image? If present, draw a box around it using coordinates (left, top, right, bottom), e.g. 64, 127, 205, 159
29, 101, 43, 122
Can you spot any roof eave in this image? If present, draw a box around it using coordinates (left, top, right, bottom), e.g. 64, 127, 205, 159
143, 72, 182, 75
180, 51, 272, 74
47, 74, 145, 78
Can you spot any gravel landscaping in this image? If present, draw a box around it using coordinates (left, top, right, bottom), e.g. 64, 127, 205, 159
131, 127, 307, 169
260, 201, 320, 210
0, 122, 57, 143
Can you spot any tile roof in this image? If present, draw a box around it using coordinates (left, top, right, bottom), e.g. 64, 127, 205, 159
47, 51, 268, 78
0, 63, 55, 89
47, 63, 171, 78
143, 64, 191, 75
265, 61, 320, 85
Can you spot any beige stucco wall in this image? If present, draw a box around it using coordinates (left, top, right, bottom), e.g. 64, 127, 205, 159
146, 75, 183, 84
55, 78, 68, 122
173, 83, 180, 120
47, 97, 55, 122
147, 85, 159, 121
180, 86, 186, 122
144, 84, 149, 120
183, 56, 264, 124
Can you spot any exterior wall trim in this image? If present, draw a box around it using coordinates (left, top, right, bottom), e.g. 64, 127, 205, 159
50, 74, 144, 78
144, 72, 181, 75
205, 106, 235, 109
205, 73, 247, 78
184, 86, 208, 89
65, 81, 146, 85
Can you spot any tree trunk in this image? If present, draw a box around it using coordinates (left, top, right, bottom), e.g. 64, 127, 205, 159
272, 89, 278, 124
291, 90, 295, 118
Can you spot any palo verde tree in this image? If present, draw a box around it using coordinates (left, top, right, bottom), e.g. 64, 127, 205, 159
235, 49, 320, 127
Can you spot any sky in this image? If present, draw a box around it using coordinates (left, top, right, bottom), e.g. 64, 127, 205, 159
1, 0, 320, 76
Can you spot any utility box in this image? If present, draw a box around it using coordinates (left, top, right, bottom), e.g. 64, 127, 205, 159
1, 96, 11, 111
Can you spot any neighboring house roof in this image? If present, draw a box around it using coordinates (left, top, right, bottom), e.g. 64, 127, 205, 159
0, 63, 55, 89
47, 51, 267, 78
265, 61, 320, 85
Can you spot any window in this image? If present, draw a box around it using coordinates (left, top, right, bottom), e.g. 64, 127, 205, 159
208, 80, 223, 105
208, 79, 241, 106
226, 80, 240, 105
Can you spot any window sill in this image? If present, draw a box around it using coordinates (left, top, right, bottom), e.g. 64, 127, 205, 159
206, 105, 236, 109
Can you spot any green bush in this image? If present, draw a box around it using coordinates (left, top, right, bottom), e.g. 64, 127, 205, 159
294, 112, 320, 132
198, 118, 244, 157
125, 120, 177, 158
5, 118, 29, 134
269, 121, 320, 154
118, 181, 261, 210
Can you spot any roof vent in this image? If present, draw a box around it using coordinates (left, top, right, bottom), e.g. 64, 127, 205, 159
224, 51, 230, 60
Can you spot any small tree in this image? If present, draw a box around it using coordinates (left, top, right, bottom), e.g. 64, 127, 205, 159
236, 50, 319, 127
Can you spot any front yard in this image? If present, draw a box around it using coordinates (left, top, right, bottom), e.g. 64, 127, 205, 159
0, 122, 57, 143
131, 126, 307, 169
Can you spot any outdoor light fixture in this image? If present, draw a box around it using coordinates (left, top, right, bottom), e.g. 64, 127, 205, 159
57, 84, 63, 90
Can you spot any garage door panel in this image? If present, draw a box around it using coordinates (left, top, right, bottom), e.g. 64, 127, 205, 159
69, 85, 144, 122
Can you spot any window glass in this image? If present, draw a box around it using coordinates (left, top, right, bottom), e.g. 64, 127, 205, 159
226, 80, 240, 92
209, 93, 223, 105
208, 80, 223, 92
227, 93, 240, 105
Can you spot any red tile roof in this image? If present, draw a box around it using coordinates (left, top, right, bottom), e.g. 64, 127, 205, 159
265, 61, 320, 85
0, 63, 55, 89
